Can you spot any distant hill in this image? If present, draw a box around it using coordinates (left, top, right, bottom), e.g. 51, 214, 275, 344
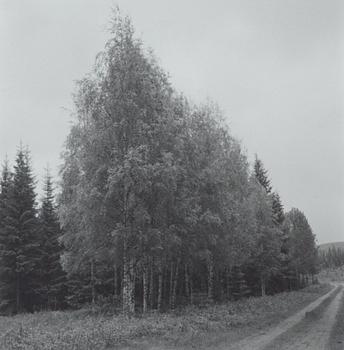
318, 241, 344, 252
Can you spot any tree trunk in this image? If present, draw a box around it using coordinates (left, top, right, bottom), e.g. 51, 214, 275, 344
143, 260, 148, 313
207, 251, 214, 302
16, 273, 20, 314
226, 267, 231, 300
91, 259, 95, 307
119, 264, 123, 304
149, 257, 154, 309
169, 261, 173, 308
122, 241, 135, 316
157, 263, 163, 312
123, 254, 130, 314
261, 275, 266, 297
185, 263, 189, 299
189, 264, 194, 304
171, 259, 179, 310
113, 263, 118, 305
129, 258, 135, 314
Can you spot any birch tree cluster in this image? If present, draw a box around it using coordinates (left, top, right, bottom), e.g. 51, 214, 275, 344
0, 12, 318, 315
57, 13, 318, 314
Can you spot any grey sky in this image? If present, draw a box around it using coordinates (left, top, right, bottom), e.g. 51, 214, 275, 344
0, 0, 343, 243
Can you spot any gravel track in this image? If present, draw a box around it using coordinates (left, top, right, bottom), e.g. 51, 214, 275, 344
227, 284, 343, 350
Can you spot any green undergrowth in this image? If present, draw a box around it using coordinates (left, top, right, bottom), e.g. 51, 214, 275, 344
0, 284, 331, 350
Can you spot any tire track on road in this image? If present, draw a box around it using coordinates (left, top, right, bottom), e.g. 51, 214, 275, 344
264, 285, 343, 350
226, 284, 341, 350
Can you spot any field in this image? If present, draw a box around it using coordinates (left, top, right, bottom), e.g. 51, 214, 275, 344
0, 284, 331, 350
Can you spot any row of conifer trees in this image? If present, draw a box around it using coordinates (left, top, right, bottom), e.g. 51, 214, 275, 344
0, 12, 319, 315
0, 150, 66, 313
319, 246, 344, 269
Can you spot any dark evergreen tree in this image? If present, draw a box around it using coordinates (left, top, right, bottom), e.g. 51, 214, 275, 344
254, 156, 272, 193
0, 160, 17, 314
12, 147, 41, 312
285, 208, 318, 288
65, 271, 93, 309
38, 171, 67, 310
229, 266, 250, 300
271, 192, 285, 225
270, 191, 289, 291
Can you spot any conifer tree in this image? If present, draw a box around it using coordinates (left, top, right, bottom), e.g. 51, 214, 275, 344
248, 177, 281, 296
0, 160, 17, 313
229, 266, 250, 300
271, 192, 285, 225
254, 156, 272, 193
285, 208, 318, 287
320, 246, 344, 269
38, 170, 67, 310
12, 147, 41, 312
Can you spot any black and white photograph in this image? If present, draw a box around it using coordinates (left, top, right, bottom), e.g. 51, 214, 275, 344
0, 0, 343, 349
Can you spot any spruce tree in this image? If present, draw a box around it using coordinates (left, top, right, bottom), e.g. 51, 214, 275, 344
286, 208, 318, 287
272, 192, 285, 225
248, 177, 281, 296
38, 171, 67, 310
230, 266, 250, 300
12, 147, 41, 312
254, 156, 272, 193
0, 160, 17, 314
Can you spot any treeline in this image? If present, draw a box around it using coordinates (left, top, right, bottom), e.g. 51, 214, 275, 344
319, 246, 344, 269
0, 12, 318, 315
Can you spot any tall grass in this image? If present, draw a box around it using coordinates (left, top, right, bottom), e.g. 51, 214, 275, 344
0, 284, 330, 350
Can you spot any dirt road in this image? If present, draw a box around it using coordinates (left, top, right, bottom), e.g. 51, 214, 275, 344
227, 284, 344, 350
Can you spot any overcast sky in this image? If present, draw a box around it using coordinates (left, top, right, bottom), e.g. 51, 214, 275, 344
0, 0, 343, 244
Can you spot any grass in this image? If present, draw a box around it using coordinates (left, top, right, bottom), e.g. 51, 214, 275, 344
0, 283, 331, 350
